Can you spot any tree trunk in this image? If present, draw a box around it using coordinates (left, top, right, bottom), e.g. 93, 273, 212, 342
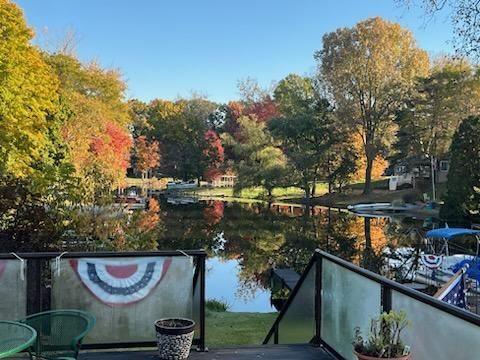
363, 154, 374, 195
303, 183, 311, 202
267, 187, 273, 199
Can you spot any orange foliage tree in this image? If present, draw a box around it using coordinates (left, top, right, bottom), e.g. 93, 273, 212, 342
134, 135, 160, 179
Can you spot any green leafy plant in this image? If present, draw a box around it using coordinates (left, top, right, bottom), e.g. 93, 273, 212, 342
353, 310, 410, 358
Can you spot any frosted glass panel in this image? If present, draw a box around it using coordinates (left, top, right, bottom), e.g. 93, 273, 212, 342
321, 259, 382, 360
0, 259, 26, 319
51, 256, 194, 344
277, 265, 315, 344
392, 290, 480, 359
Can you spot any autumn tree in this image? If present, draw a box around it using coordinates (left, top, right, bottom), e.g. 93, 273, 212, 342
203, 130, 224, 181
46, 53, 132, 202
133, 136, 160, 179
0, 0, 59, 178
237, 77, 279, 122
0, 0, 79, 251
316, 17, 429, 194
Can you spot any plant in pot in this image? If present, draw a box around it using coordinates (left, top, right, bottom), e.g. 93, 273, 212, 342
155, 318, 195, 360
352, 310, 411, 360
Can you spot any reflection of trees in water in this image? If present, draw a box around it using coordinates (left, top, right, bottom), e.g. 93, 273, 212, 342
156, 199, 427, 299
203, 200, 224, 226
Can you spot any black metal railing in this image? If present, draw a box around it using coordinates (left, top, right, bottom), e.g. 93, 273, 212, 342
264, 249, 480, 359
0, 250, 207, 351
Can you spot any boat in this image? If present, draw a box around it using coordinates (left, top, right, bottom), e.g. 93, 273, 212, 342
414, 228, 480, 284
114, 190, 147, 210
383, 227, 480, 313
166, 180, 197, 190
348, 202, 421, 214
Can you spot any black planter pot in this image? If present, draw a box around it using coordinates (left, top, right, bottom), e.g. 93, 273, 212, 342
155, 318, 195, 360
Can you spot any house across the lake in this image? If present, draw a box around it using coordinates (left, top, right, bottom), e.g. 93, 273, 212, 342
389, 158, 449, 190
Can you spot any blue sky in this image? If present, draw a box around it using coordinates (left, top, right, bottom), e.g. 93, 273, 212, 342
16, 0, 453, 103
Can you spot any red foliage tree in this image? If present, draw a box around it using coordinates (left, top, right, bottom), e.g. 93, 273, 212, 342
203, 130, 224, 181
245, 96, 279, 123
90, 121, 132, 178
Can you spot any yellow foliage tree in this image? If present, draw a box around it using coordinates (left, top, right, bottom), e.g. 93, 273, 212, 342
317, 17, 429, 194
0, 0, 59, 177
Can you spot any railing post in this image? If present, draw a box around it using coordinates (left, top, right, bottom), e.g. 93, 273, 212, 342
274, 323, 279, 344
382, 285, 392, 313
314, 250, 322, 346
27, 258, 42, 315
198, 254, 206, 352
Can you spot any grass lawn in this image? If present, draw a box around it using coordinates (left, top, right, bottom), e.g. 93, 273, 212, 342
191, 184, 329, 201
206, 310, 277, 347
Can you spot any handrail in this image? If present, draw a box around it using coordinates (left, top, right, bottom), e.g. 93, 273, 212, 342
317, 249, 480, 327
0, 250, 207, 351
0, 249, 207, 259
263, 249, 480, 347
263, 255, 316, 344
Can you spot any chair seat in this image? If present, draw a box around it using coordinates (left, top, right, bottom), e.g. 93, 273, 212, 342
17, 310, 96, 360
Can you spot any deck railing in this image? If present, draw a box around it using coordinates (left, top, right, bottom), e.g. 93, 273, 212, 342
264, 249, 480, 360
0, 250, 206, 351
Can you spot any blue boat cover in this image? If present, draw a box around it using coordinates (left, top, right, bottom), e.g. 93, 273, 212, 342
426, 228, 480, 240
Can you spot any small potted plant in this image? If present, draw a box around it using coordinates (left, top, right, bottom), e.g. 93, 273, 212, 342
352, 310, 411, 360
155, 318, 195, 360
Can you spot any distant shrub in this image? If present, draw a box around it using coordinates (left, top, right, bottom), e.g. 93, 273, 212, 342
206, 298, 230, 312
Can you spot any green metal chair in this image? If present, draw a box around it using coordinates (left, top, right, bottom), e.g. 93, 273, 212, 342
18, 310, 95, 360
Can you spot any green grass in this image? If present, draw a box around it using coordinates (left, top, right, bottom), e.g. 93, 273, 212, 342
190, 184, 329, 201
206, 311, 278, 347
346, 178, 389, 190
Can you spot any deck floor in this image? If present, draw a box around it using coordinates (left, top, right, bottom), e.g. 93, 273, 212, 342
80, 344, 335, 360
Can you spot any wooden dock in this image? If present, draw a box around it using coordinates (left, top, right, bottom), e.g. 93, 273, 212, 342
80, 344, 335, 360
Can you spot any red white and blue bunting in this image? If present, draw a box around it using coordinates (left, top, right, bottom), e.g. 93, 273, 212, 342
70, 258, 171, 307
420, 254, 443, 269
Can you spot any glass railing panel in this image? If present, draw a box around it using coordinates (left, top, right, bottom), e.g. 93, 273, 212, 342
51, 256, 194, 344
0, 259, 26, 319
276, 264, 315, 344
392, 290, 480, 359
321, 258, 382, 360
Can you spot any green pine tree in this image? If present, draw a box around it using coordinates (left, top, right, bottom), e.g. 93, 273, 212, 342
440, 116, 480, 224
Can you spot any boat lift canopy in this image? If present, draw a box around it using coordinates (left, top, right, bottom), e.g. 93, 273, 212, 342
426, 228, 480, 240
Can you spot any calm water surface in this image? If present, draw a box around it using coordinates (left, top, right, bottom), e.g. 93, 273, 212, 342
158, 198, 436, 312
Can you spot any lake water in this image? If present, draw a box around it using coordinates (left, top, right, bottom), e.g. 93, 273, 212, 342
157, 197, 437, 312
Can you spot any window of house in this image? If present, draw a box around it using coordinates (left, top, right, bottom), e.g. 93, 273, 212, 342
439, 160, 449, 172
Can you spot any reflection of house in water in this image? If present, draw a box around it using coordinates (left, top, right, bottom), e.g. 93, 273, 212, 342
389, 158, 449, 190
